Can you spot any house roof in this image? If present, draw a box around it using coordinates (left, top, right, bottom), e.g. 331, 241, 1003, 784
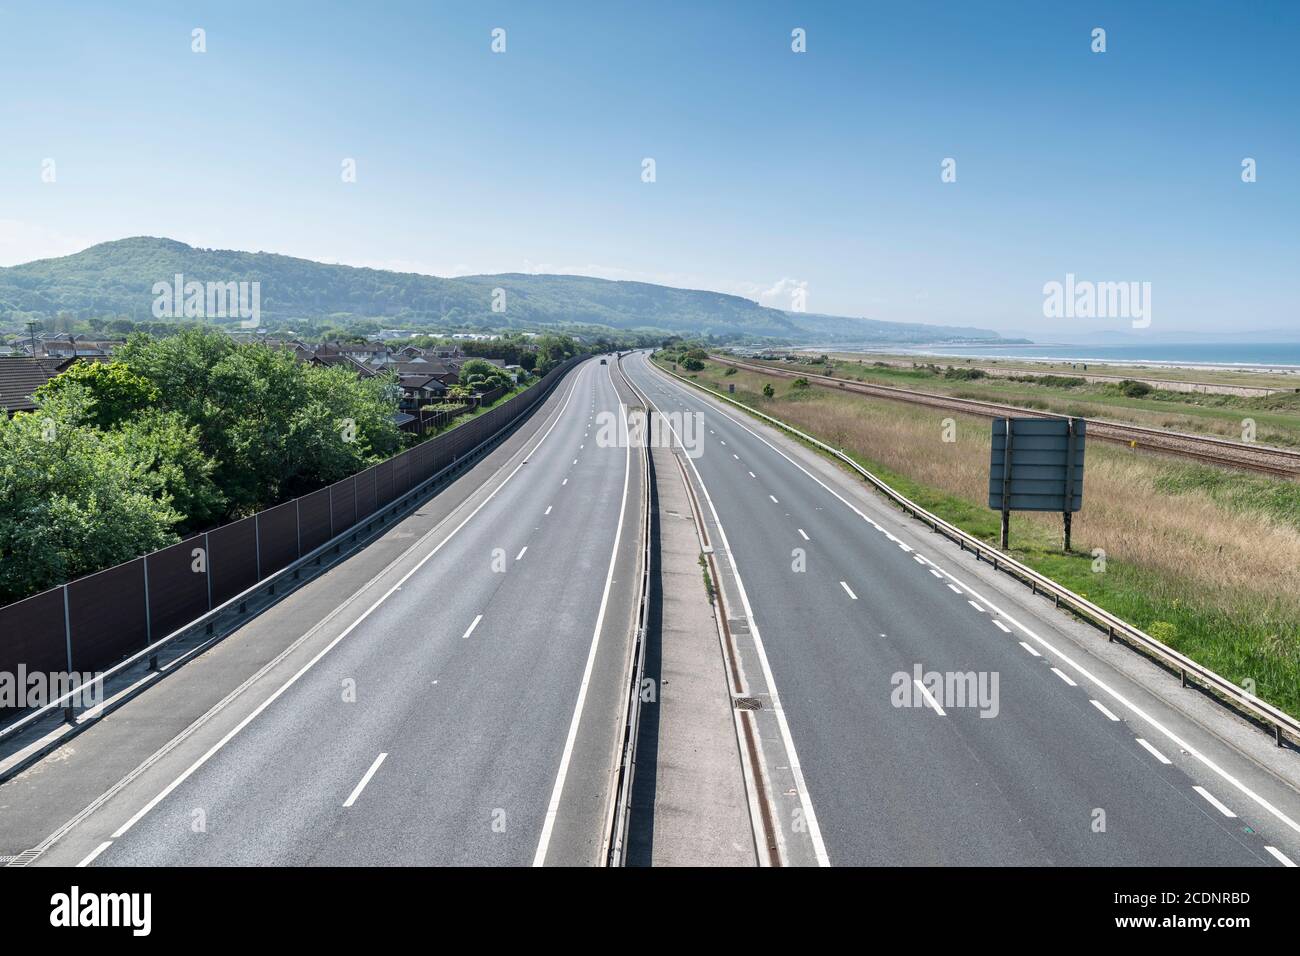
0, 357, 57, 414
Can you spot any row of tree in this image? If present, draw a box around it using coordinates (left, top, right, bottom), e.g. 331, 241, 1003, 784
0, 329, 402, 604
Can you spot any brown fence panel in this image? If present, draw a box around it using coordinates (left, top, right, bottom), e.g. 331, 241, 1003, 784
146, 535, 209, 640
356, 466, 377, 523
392, 451, 411, 498
208, 517, 258, 607
0, 587, 68, 723
257, 500, 299, 578
68, 560, 147, 672
330, 477, 357, 532
374, 459, 395, 510
298, 487, 332, 553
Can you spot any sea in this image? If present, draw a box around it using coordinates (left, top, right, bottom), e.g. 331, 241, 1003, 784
854, 342, 1300, 372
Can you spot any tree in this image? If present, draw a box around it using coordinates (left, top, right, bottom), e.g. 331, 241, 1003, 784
32, 361, 160, 430
0, 391, 182, 603
762, 383, 775, 398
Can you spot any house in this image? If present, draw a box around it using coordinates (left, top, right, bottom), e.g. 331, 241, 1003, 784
310, 353, 377, 378
396, 374, 448, 413
0, 356, 58, 416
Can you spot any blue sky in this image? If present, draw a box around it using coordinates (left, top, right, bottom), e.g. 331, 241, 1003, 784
0, 1, 1296, 336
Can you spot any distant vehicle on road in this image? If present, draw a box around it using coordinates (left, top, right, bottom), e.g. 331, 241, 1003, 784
600, 358, 607, 364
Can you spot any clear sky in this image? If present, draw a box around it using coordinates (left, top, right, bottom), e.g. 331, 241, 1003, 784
1, 1, 1295, 336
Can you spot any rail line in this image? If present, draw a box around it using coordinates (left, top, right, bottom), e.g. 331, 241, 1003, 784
708, 356, 1300, 480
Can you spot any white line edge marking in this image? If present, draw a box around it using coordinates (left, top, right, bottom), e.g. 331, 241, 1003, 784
769, 495, 779, 504
462, 614, 483, 639
515, 547, 528, 561
1019, 641, 1040, 657
646, 360, 1300, 839
840, 581, 857, 600
631, 354, 829, 866
533, 378, 631, 866
1090, 699, 1120, 721
76, 841, 113, 868
107, 362, 591, 842
1135, 737, 1172, 764
1050, 667, 1077, 686
1193, 785, 1237, 818
913, 680, 947, 716
993, 620, 1011, 633
967, 600, 985, 612
544, 505, 552, 515
797, 528, 809, 540
946, 583, 962, 594
343, 752, 388, 807
1265, 846, 1296, 867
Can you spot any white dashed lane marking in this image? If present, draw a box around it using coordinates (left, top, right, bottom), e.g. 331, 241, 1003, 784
1135, 738, 1171, 764
1193, 786, 1237, 818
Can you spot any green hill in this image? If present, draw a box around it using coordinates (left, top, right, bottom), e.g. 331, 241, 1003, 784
0, 237, 1007, 344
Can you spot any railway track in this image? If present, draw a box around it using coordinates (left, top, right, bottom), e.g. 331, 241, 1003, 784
707, 355, 1300, 480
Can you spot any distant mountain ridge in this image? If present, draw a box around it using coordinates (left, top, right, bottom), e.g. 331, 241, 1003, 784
0, 237, 1010, 344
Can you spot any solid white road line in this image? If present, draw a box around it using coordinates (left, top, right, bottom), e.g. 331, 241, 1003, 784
533, 394, 632, 866
1135, 738, 1172, 764
1193, 785, 1237, 818
797, 528, 809, 540
544, 506, 552, 515
642, 364, 1300, 841
343, 752, 388, 807
913, 680, 947, 716
1090, 699, 1120, 722
462, 614, 483, 640
106, 363, 591, 843
1050, 667, 1077, 687
1265, 846, 1296, 867
562, 478, 568, 486
1019, 641, 1040, 657
749, 471, 756, 478
840, 581, 857, 600
769, 495, 779, 504
515, 547, 528, 561
76, 841, 114, 868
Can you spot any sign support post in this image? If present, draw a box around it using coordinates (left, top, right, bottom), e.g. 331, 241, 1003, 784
1062, 417, 1078, 552
1000, 421, 1013, 549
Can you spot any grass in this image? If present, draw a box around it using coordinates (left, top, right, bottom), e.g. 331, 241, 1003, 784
658, 354, 1300, 719
749, 355, 1300, 449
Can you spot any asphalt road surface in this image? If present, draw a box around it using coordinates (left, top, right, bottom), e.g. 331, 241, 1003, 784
17, 357, 642, 867
622, 351, 1300, 867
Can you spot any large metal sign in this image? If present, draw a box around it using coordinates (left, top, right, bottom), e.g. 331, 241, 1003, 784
988, 417, 1085, 549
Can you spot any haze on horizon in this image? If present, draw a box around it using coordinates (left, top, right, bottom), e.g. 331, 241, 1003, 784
0, 1, 1295, 339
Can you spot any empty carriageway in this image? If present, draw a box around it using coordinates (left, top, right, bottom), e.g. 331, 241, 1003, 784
24, 357, 644, 867
621, 350, 1300, 868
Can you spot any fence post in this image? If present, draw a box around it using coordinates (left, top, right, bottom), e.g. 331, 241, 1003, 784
204, 531, 213, 612
254, 514, 262, 580
295, 498, 302, 559
144, 558, 158, 671
62, 586, 74, 724
329, 484, 335, 539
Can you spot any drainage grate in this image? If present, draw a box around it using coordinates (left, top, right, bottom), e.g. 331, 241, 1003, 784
3, 848, 41, 867
733, 696, 763, 711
